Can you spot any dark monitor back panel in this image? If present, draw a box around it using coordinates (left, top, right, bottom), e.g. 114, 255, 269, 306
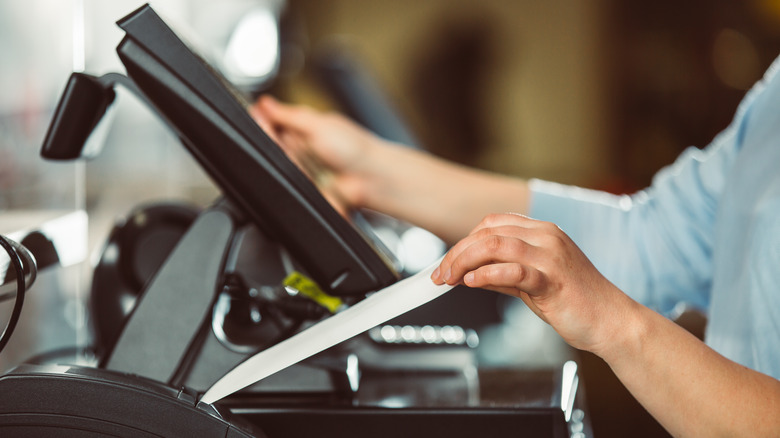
115, 4, 398, 296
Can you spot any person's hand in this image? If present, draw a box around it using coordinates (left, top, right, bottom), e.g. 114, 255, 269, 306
431, 213, 632, 354
250, 96, 382, 213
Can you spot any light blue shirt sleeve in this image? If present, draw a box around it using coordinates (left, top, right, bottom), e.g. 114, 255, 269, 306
530, 55, 780, 377
528, 84, 761, 316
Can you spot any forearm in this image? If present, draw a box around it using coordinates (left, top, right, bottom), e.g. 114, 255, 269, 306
253, 96, 530, 242
600, 300, 780, 437
357, 140, 530, 243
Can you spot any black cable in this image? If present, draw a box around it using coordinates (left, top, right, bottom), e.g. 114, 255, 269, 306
0, 236, 37, 301
0, 234, 27, 355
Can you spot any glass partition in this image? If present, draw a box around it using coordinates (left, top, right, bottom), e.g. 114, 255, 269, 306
0, 0, 87, 371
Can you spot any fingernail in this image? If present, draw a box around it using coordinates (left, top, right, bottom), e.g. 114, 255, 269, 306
464, 272, 474, 285
431, 267, 440, 281
443, 269, 452, 284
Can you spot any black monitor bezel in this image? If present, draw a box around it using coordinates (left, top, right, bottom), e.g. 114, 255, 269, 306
114, 4, 398, 296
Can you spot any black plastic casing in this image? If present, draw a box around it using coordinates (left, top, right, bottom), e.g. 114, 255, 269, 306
0, 364, 262, 437
40, 73, 115, 160
114, 5, 398, 296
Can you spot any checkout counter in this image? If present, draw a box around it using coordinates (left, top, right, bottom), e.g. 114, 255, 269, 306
0, 5, 591, 437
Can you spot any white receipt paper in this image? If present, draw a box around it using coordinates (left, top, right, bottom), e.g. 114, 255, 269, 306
200, 258, 453, 404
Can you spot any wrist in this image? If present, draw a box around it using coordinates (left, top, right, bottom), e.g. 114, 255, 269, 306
353, 139, 406, 210
588, 290, 649, 364
327, 132, 391, 210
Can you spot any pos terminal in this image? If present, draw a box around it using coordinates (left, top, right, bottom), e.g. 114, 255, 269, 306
0, 4, 589, 437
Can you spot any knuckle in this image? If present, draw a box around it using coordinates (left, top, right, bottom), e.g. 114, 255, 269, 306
538, 225, 568, 248
485, 235, 504, 253
481, 213, 503, 227
474, 227, 494, 240
539, 220, 559, 232
548, 233, 567, 249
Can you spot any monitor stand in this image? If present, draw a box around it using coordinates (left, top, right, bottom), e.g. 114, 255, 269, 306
99, 199, 358, 398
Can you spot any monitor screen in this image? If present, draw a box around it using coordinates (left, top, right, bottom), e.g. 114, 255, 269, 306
114, 4, 399, 296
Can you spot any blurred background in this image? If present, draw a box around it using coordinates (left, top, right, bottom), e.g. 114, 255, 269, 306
2, 0, 780, 437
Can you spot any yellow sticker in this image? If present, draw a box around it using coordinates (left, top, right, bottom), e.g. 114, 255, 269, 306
283, 271, 343, 313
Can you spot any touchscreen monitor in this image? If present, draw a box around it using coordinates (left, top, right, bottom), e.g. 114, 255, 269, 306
114, 4, 398, 296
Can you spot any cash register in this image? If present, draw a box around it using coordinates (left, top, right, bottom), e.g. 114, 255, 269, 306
0, 5, 589, 437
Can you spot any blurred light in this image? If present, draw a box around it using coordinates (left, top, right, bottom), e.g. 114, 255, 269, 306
440, 325, 457, 344
399, 227, 446, 274
400, 325, 417, 342
712, 28, 761, 90
39, 210, 87, 268
379, 324, 397, 342
72, 0, 85, 72
346, 353, 360, 392
420, 325, 438, 343
465, 329, 479, 348
250, 308, 262, 323
561, 360, 578, 422
372, 226, 403, 270
119, 293, 136, 316
376, 395, 410, 408
223, 8, 279, 84
102, 242, 119, 265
